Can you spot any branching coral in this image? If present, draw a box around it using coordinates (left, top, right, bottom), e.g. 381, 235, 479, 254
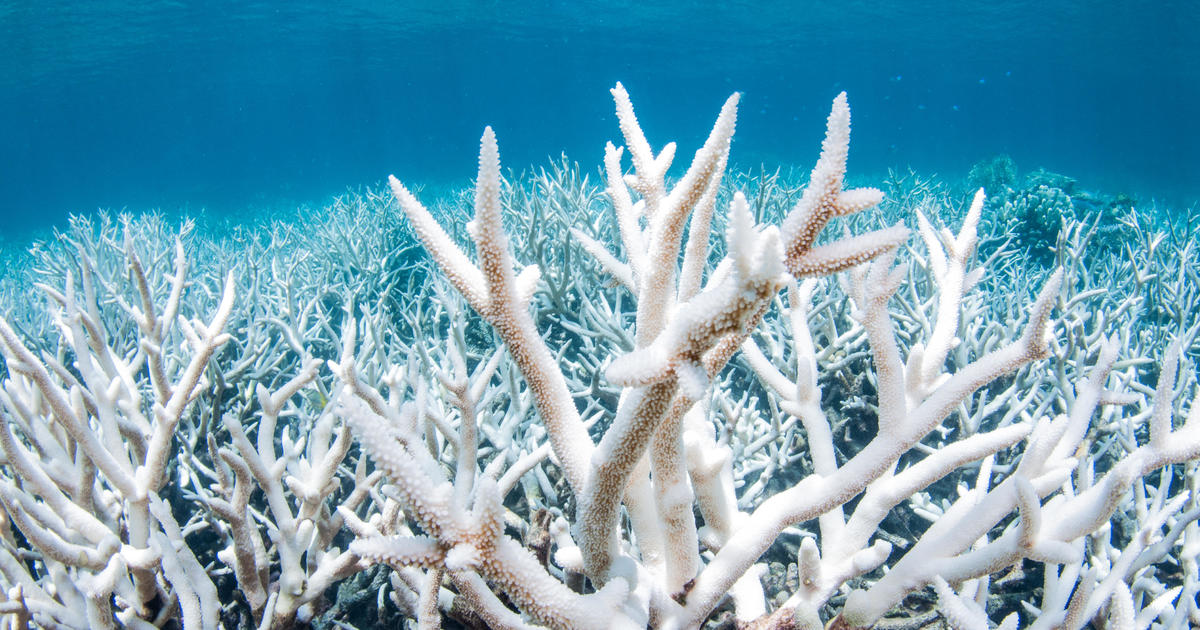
0, 83, 1196, 630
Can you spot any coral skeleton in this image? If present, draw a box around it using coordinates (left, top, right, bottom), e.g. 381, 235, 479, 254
0, 83, 1197, 629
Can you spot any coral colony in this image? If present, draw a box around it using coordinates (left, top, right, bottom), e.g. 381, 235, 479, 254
0, 83, 1197, 629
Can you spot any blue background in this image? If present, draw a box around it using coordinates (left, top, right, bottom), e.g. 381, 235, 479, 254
1, 1, 1196, 237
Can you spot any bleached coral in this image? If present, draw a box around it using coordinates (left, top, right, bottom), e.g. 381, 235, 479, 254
343, 83, 1200, 628
0, 82, 1197, 630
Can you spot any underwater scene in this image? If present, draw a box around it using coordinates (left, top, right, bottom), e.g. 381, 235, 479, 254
0, 1, 1198, 628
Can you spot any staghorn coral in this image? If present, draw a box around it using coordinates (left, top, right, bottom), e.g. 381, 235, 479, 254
0, 83, 1196, 630
342, 84, 1200, 628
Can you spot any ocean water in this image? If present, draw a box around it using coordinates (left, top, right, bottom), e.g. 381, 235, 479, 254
0, 1, 1196, 239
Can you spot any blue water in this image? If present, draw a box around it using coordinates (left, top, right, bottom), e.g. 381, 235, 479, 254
1, 1, 1196, 237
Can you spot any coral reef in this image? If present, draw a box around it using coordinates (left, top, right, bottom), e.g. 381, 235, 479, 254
0, 84, 1197, 629
967, 157, 1145, 267
966, 154, 1019, 195
998, 184, 1077, 264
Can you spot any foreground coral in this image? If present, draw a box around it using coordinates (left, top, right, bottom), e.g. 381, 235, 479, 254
0, 83, 1197, 629
346, 84, 1200, 628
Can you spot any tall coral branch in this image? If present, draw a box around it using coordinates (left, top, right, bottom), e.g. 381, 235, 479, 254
389, 128, 594, 495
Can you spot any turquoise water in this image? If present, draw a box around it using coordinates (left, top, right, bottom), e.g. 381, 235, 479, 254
1, 1, 1196, 236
